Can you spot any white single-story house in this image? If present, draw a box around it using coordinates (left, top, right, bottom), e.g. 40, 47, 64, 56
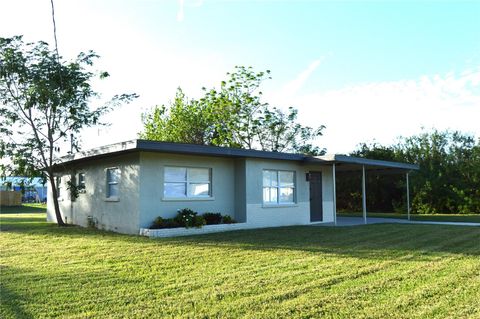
47, 140, 419, 235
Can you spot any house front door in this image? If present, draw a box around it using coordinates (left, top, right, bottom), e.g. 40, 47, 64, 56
309, 172, 323, 222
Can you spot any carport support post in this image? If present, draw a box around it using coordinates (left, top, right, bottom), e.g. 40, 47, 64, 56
362, 165, 367, 224
406, 172, 410, 220
333, 163, 337, 225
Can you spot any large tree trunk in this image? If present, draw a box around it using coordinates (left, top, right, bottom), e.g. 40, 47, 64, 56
48, 174, 66, 226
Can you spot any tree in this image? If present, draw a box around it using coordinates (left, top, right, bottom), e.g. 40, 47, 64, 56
398, 130, 480, 214
0, 36, 137, 225
338, 130, 480, 215
141, 88, 216, 145
141, 66, 325, 154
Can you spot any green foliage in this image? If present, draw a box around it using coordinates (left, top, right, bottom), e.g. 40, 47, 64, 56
399, 130, 480, 214
141, 66, 325, 155
150, 216, 181, 229
151, 211, 235, 228
172, 208, 206, 228
0, 36, 137, 225
221, 215, 236, 224
66, 179, 80, 201
141, 89, 213, 145
192, 215, 206, 228
202, 212, 223, 225
338, 130, 480, 214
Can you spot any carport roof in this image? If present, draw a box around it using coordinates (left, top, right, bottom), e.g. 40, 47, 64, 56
314, 154, 419, 171
54, 139, 419, 171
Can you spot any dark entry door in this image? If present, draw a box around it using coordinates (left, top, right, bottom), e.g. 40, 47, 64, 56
309, 172, 323, 222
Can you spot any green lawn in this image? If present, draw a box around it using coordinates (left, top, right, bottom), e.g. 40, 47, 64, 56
1, 212, 479, 318
0, 203, 47, 214
338, 211, 480, 223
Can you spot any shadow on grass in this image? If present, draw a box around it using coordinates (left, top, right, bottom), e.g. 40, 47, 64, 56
0, 214, 150, 243
0, 204, 46, 214
0, 278, 34, 319
2, 214, 479, 260
170, 224, 480, 259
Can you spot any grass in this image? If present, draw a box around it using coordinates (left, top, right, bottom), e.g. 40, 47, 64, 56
1, 211, 479, 318
338, 211, 480, 223
0, 203, 47, 214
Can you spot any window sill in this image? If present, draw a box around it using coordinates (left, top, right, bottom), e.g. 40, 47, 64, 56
105, 197, 120, 202
162, 197, 215, 202
262, 203, 298, 208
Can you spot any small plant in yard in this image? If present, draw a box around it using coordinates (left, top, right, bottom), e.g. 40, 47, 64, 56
221, 215, 236, 224
172, 208, 205, 228
192, 215, 206, 228
150, 217, 181, 229
202, 212, 223, 225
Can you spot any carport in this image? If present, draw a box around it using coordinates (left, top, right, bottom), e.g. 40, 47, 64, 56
316, 155, 420, 225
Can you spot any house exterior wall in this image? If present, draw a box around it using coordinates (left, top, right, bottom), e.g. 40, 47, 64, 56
47, 153, 141, 234
244, 158, 311, 227
137, 152, 237, 229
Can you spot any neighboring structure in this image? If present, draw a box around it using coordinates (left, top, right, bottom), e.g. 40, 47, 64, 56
0, 191, 22, 206
1, 177, 47, 203
47, 140, 419, 234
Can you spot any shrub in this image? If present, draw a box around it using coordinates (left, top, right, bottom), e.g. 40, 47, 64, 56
161, 219, 182, 229
174, 208, 200, 228
151, 216, 164, 228
150, 209, 236, 229
222, 215, 236, 224
202, 212, 223, 225
192, 215, 206, 228
150, 216, 181, 229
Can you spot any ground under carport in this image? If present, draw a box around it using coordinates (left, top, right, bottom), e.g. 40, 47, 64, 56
316, 217, 480, 227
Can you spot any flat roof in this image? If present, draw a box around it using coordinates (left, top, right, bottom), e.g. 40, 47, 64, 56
55, 139, 419, 171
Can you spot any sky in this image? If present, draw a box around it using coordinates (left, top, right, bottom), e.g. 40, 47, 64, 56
1, 0, 479, 154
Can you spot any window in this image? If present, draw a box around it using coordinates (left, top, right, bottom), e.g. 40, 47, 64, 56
77, 173, 86, 192
263, 170, 295, 204
56, 176, 62, 198
106, 168, 120, 198
164, 167, 211, 198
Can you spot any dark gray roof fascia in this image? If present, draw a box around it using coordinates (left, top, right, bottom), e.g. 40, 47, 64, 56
136, 139, 307, 161
53, 139, 419, 171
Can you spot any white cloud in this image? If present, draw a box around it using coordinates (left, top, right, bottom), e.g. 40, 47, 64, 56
284, 59, 322, 95
271, 59, 324, 104
292, 67, 480, 153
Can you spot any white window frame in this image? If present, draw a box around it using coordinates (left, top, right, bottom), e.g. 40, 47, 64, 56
105, 167, 120, 201
163, 166, 212, 199
262, 169, 296, 205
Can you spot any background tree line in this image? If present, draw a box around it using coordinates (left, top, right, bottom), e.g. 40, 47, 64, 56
336, 130, 480, 214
